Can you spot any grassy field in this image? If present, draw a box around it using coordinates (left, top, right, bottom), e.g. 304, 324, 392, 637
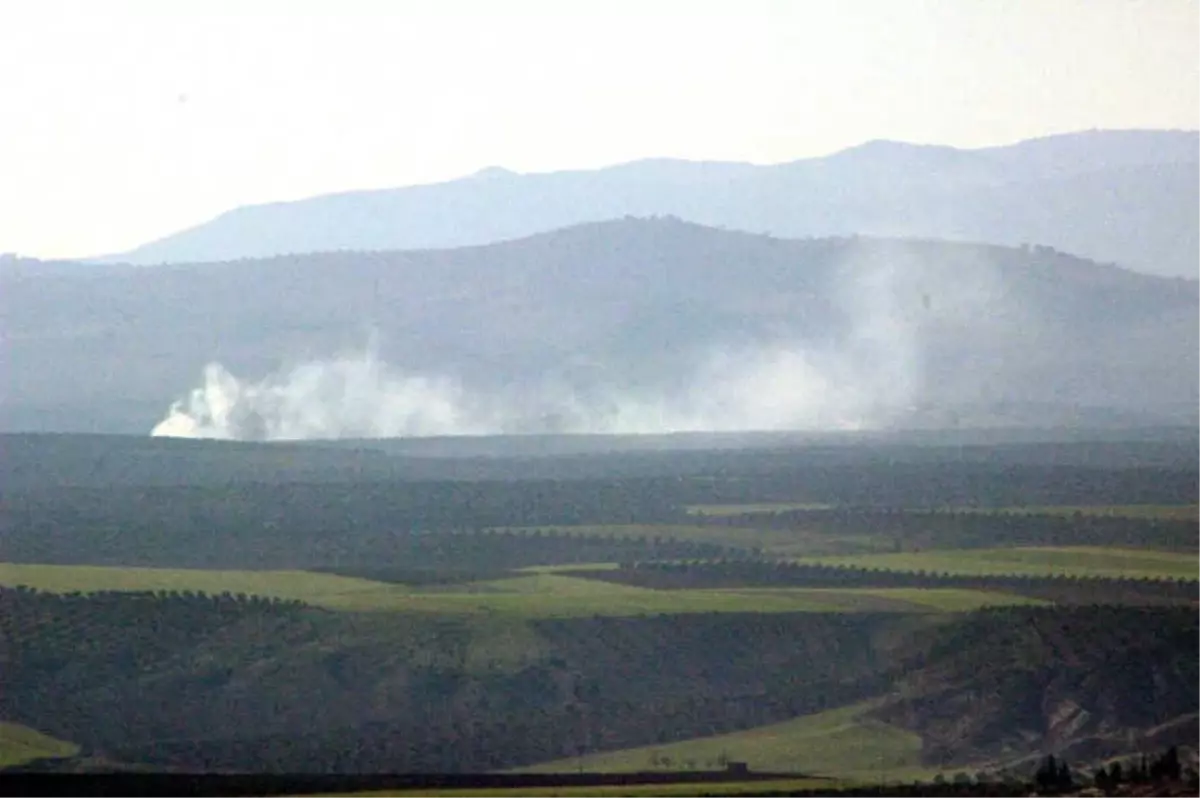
685, 503, 834, 516
521, 563, 621, 573
0, 563, 421, 608
683, 503, 1198, 521
505, 524, 895, 557
0, 564, 1043, 617
794, 546, 1199, 581
939, 504, 1199, 521
513, 700, 933, 783
0, 722, 78, 768
364, 779, 833, 796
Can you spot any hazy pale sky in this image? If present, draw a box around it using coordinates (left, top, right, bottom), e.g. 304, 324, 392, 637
1, 0, 1196, 259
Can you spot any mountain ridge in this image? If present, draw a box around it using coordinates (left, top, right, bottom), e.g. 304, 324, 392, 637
98, 129, 1200, 277
4, 219, 1195, 438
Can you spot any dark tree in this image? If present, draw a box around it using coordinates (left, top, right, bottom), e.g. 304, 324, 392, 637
1031, 756, 1075, 793
1057, 760, 1073, 791
1151, 746, 1182, 782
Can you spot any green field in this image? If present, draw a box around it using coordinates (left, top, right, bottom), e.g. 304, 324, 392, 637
0, 722, 78, 768
368, 779, 832, 796
0, 563, 420, 608
502, 524, 814, 552
684, 503, 1198, 522
504, 523, 893, 557
686, 503, 834, 516
521, 563, 621, 573
0, 564, 1043, 617
514, 700, 933, 783
940, 504, 1199, 521
794, 546, 1199, 580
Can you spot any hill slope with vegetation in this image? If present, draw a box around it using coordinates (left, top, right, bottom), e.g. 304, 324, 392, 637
5, 220, 1197, 436
1, 433, 1194, 784
1, 588, 1193, 778
106, 130, 1199, 279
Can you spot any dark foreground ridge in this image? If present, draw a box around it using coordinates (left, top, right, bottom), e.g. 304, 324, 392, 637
0, 769, 810, 797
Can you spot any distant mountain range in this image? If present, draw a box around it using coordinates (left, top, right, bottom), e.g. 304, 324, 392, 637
5, 219, 1196, 437
102, 129, 1199, 278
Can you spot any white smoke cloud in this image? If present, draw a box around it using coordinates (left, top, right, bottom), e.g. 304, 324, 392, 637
152, 355, 492, 440
149, 339, 911, 440
151, 245, 982, 441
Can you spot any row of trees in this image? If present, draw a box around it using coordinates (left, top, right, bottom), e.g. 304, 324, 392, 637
0, 479, 691, 569
1094, 746, 1189, 788
1032, 746, 1192, 794
4, 588, 1195, 778
674, 462, 1198, 508
0, 586, 315, 662
1, 507, 733, 571
587, 559, 1198, 602
695, 505, 1198, 552
4, 592, 895, 774
1, 584, 308, 608
5, 451, 1195, 570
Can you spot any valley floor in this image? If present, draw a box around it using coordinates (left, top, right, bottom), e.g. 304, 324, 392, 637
1, 435, 1195, 782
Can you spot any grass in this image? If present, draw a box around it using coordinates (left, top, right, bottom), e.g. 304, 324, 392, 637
685, 503, 833, 516
682, 503, 1198, 522
794, 546, 1199, 581
0, 562, 426, 608
513, 700, 928, 782
938, 504, 1199, 521
365, 779, 832, 796
504, 524, 896, 557
502, 524, 807, 551
520, 563, 621, 573
0, 722, 78, 768
0, 564, 1041, 617
311, 579, 1044, 617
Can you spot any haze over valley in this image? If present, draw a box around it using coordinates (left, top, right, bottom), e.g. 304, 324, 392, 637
1, 4, 1197, 793
4, 210, 1196, 440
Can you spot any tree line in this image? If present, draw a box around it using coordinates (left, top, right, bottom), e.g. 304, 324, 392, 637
584, 560, 1198, 604
695, 506, 1199, 552
1029, 746, 1194, 795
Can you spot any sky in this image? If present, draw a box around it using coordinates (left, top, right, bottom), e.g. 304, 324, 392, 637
0, 0, 1196, 259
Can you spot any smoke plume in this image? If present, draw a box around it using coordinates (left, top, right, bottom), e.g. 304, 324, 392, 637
150, 338, 914, 440
150, 243, 1005, 441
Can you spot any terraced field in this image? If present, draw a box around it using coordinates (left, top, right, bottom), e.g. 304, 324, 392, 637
0, 563, 409, 608
502, 524, 812, 551
0, 564, 1043, 617
504, 524, 892, 557
685, 503, 834, 516
686, 503, 1198, 521
0, 722, 78, 768
374, 779, 833, 796
793, 546, 1199, 580
514, 700, 938, 783
941, 504, 1199, 521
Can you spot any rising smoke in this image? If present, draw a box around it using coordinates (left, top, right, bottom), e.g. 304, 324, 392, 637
151, 244, 1000, 441
151, 354, 491, 440
150, 344, 889, 440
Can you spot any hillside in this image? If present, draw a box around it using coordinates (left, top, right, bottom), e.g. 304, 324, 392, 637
3, 431, 1196, 490
1, 589, 1193, 777
0, 723, 77, 770
3, 221, 1196, 437
511, 607, 1197, 781
3, 433, 1196, 570
100, 130, 1199, 278
875, 606, 1200, 768
0, 591, 906, 773
1, 428, 1194, 783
